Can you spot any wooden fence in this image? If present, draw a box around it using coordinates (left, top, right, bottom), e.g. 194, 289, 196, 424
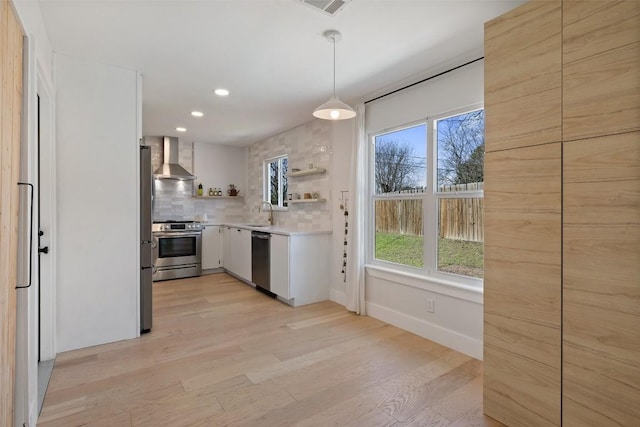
375, 181, 484, 242
375, 199, 423, 236
438, 181, 484, 242
439, 198, 484, 242
438, 182, 484, 192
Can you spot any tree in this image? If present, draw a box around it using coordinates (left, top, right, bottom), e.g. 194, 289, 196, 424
268, 157, 287, 205
375, 139, 422, 193
456, 142, 484, 184
437, 110, 485, 187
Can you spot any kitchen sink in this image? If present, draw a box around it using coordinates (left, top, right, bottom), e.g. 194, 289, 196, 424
244, 224, 271, 229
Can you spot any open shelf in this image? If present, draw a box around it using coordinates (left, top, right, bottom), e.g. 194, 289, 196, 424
193, 196, 244, 199
288, 167, 326, 177
288, 198, 326, 204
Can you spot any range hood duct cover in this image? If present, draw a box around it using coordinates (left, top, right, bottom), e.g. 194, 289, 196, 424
153, 137, 196, 180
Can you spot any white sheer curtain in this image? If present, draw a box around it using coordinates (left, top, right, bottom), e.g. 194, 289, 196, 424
346, 103, 367, 314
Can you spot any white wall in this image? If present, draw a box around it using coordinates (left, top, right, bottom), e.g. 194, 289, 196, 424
12, 0, 53, 81
194, 142, 248, 197
366, 267, 483, 359
55, 53, 139, 352
329, 120, 354, 303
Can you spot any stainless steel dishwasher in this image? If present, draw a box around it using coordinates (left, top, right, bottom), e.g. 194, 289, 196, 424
251, 231, 272, 295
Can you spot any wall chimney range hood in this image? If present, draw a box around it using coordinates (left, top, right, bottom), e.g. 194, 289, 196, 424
153, 136, 196, 180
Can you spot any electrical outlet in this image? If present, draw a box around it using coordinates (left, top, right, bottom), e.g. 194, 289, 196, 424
426, 298, 435, 313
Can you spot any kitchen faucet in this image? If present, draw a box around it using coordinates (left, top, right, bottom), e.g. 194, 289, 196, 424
260, 201, 274, 226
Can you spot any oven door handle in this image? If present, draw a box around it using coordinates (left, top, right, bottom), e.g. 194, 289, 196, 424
154, 232, 201, 238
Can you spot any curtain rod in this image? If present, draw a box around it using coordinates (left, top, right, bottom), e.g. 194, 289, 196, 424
364, 57, 484, 105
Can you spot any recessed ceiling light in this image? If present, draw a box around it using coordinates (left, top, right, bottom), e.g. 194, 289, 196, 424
176, 127, 186, 132
214, 88, 229, 96
191, 111, 204, 117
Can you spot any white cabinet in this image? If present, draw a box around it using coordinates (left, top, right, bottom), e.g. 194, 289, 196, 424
222, 226, 252, 282
270, 234, 290, 299
201, 225, 222, 270
270, 233, 331, 306
222, 226, 231, 271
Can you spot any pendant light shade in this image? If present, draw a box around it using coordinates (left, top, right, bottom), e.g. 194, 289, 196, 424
313, 30, 355, 121
313, 96, 356, 120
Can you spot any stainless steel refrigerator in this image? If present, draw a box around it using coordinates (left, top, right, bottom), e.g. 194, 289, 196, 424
140, 145, 153, 333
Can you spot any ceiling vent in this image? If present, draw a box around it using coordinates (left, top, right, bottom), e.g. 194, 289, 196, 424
297, 0, 350, 16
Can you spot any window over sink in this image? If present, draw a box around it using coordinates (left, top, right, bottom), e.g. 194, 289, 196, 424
264, 154, 288, 209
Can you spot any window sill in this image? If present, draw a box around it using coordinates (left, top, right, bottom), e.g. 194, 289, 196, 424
365, 264, 483, 304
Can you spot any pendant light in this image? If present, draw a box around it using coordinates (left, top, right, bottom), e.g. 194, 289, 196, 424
313, 30, 356, 120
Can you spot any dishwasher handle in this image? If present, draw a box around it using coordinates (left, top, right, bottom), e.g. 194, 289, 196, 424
251, 232, 270, 240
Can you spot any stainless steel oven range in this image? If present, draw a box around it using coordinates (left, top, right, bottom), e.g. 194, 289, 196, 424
152, 220, 202, 281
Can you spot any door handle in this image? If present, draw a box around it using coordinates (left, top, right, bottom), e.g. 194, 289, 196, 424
16, 182, 34, 289
39, 246, 49, 254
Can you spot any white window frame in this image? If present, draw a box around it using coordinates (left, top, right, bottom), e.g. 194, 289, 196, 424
368, 104, 484, 289
263, 154, 288, 210
369, 120, 427, 273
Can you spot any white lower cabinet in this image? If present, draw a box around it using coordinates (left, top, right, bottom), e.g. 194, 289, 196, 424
270, 233, 331, 306
270, 234, 290, 299
222, 226, 252, 282
201, 225, 222, 270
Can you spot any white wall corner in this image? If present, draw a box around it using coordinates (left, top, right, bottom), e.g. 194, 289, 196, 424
366, 301, 483, 360
329, 288, 346, 306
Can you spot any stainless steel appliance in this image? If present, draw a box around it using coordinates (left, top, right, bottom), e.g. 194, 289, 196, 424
140, 145, 153, 333
151, 136, 197, 180
251, 231, 273, 296
152, 220, 202, 281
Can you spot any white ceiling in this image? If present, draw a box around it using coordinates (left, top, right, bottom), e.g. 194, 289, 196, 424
39, 0, 524, 147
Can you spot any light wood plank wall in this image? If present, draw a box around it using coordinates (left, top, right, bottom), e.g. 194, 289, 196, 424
484, 2, 563, 425
0, 1, 24, 425
484, 1, 640, 426
562, 1, 640, 425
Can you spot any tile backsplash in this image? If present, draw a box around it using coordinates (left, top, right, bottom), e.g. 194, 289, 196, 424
150, 139, 245, 223
153, 179, 245, 222
246, 120, 333, 230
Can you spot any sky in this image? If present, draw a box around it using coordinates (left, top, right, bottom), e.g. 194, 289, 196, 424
376, 123, 428, 187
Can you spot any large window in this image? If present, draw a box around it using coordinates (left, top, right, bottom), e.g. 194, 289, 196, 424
264, 155, 288, 208
371, 107, 484, 282
373, 123, 426, 268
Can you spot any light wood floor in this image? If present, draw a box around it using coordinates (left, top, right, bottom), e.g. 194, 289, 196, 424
39, 273, 503, 426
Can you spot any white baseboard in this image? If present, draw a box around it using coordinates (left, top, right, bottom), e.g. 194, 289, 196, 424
329, 289, 346, 306
366, 301, 483, 360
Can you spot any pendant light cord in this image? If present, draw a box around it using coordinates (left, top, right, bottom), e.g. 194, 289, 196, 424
332, 34, 336, 98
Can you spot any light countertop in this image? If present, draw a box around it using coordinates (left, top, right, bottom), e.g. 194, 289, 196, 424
202, 223, 331, 236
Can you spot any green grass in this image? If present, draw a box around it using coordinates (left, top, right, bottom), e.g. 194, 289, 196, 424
375, 232, 424, 268
375, 232, 484, 278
